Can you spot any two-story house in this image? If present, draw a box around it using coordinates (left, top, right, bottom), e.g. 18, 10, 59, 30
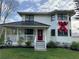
1, 10, 76, 50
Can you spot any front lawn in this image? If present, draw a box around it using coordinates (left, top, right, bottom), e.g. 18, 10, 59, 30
0, 48, 79, 59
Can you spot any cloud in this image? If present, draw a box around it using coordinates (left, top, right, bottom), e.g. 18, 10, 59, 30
29, 0, 41, 2
16, 0, 42, 4
16, 0, 28, 3
20, 7, 34, 12
38, 1, 50, 12
17, 0, 46, 12
38, 0, 75, 12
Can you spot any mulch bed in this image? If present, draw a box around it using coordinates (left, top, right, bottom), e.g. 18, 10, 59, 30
0, 45, 34, 49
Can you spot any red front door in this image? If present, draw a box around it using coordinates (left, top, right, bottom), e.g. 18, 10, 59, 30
37, 29, 43, 41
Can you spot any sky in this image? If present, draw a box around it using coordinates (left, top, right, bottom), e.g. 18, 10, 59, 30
1, 0, 75, 23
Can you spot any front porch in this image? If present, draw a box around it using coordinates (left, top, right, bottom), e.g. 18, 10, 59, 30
5, 28, 36, 46
4, 27, 47, 46
2, 21, 49, 51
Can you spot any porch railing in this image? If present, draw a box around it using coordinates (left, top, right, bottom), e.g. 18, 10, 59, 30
6, 35, 35, 45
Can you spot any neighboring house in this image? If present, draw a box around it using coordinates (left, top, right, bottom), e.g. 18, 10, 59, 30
0, 10, 76, 50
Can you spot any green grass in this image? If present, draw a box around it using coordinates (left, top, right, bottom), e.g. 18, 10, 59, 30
0, 48, 79, 59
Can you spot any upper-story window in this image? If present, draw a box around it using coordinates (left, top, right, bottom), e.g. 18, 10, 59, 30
25, 16, 29, 20
69, 16, 71, 21
25, 15, 34, 21
58, 15, 67, 20
51, 15, 55, 21
70, 29, 71, 36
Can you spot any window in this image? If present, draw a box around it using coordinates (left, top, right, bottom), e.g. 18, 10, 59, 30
70, 30, 71, 36
69, 16, 71, 21
25, 15, 34, 21
51, 29, 55, 36
25, 29, 33, 34
58, 30, 68, 36
29, 15, 34, 21
51, 15, 55, 21
58, 15, 67, 20
25, 16, 29, 20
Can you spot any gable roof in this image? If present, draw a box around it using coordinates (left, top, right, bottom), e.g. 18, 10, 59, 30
50, 10, 75, 15
1, 21, 49, 27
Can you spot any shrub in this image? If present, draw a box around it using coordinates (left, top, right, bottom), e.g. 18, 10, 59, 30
77, 43, 79, 49
25, 40, 31, 47
70, 42, 79, 50
47, 41, 57, 48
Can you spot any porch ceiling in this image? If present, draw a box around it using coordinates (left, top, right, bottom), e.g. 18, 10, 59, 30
1, 21, 50, 28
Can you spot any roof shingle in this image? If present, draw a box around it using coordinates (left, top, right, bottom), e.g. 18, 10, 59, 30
1, 21, 49, 26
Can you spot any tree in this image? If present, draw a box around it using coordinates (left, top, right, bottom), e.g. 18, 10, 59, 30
0, 0, 19, 39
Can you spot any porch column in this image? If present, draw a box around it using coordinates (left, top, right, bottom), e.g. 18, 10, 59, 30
44, 29, 47, 49
4, 27, 7, 43
55, 14, 58, 42
17, 28, 19, 44
67, 14, 70, 37
67, 14, 71, 43
34, 29, 37, 49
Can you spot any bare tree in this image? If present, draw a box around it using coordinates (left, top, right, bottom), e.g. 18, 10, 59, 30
0, 0, 19, 38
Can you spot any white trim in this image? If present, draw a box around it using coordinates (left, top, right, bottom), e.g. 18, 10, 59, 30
44, 29, 47, 49
4, 28, 7, 43
3, 25, 49, 28
34, 29, 36, 50
67, 14, 70, 37
55, 14, 58, 37
17, 28, 19, 42
55, 14, 58, 42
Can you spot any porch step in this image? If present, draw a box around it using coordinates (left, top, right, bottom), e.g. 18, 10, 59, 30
35, 41, 46, 51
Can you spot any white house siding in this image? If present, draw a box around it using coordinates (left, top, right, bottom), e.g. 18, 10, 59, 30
50, 14, 58, 42
20, 13, 79, 46
71, 15, 79, 43
56, 14, 71, 44
34, 15, 59, 43
45, 27, 51, 43
34, 15, 51, 43
51, 14, 72, 45
71, 37, 79, 42
34, 15, 51, 25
